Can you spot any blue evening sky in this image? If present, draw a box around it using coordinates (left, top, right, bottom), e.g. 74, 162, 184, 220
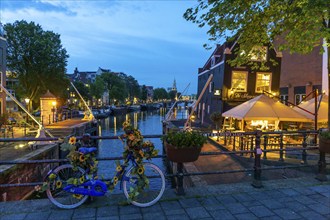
0, 0, 219, 95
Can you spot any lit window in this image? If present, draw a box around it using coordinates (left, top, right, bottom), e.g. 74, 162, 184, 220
295, 94, 306, 105
250, 46, 267, 61
231, 71, 247, 92
256, 72, 271, 93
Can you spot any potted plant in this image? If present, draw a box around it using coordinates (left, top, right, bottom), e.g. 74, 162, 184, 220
319, 129, 330, 153
162, 130, 207, 162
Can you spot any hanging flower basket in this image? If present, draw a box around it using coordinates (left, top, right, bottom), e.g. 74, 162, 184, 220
318, 135, 330, 153
165, 143, 202, 163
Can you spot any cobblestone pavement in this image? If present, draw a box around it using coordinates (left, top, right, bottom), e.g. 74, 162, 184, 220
0, 176, 329, 220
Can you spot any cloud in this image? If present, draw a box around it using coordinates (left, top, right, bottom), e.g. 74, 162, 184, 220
1, 0, 212, 92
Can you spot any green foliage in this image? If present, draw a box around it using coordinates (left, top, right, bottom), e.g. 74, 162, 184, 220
140, 85, 148, 102
0, 114, 8, 128
319, 129, 330, 139
168, 90, 177, 101
162, 130, 207, 149
90, 76, 105, 101
153, 88, 168, 100
4, 20, 69, 109
210, 112, 222, 129
101, 72, 128, 104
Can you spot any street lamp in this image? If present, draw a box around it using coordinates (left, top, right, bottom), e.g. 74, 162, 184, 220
51, 101, 56, 123
25, 98, 30, 124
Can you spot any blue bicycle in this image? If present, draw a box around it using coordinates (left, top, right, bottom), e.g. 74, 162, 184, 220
45, 146, 165, 209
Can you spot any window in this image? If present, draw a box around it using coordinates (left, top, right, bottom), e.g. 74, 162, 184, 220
256, 72, 271, 93
231, 71, 247, 92
250, 46, 267, 61
280, 95, 288, 105
295, 94, 306, 105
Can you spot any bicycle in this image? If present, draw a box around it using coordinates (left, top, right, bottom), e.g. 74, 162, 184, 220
45, 146, 165, 209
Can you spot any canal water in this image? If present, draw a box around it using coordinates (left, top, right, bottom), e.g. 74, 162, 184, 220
97, 107, 189, 191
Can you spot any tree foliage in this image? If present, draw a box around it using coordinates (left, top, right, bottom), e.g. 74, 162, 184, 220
184, 0, 330, 127
4, 20, 69, 110
101, 72, 127, 104
90, 75, 105, 102
153, 88, 168, 100
140, 85, 148, 102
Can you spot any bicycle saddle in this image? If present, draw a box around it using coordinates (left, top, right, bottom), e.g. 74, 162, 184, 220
78, 147, 97, 155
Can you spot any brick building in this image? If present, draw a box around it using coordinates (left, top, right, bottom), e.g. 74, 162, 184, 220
279, 43, 328, 105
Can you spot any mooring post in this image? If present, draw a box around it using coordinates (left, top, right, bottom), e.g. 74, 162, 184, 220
176, 162, 185, 195
316, 151, 328, 181
301, 133, 307, 164
279, 134, 284, 161
252, 130, 263, 188
263, 135, 268, 160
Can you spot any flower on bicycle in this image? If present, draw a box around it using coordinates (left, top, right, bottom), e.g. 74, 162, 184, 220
56, 180, 62, 189
79, 154, 86, 162
116, 165, 122, 172
113, 176, 118, 186
79, 176, 85, 184
73, 194, 83, 199
137, 166, 144, 175
34, 185, 41, 192
69, 136, 77, 145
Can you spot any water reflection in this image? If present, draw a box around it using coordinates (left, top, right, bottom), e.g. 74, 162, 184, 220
97, 108, 186, 191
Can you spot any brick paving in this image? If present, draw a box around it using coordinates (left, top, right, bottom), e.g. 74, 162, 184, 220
0, 176, 329, 220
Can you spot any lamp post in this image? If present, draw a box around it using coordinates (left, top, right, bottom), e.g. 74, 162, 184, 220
25, 98, 30, 124
51, 101, 56, 123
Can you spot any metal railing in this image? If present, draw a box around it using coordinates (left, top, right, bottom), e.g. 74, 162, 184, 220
0, 130, 328, 198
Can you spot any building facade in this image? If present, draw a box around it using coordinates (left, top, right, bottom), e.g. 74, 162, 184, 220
197, 42, 282, 126
279, 45, 328, 105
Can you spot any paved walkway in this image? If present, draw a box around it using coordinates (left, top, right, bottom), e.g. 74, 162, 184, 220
0, 176, 329, 220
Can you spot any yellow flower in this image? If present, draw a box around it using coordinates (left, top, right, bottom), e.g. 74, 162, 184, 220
79, 176, 85, 184
116, 165, 122, 172
73, 194, 83, 199
69, 136, 76, 145
113, 176, 118, 186
139, 150, 144, 157
34, 185, 41, 191
79, 154, 86, 162
137, 167, 144, 175
56, 180, 62, 189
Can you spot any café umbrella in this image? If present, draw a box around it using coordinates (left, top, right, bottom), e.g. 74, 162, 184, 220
222, 94, 312, 130
293, 94, 328, 123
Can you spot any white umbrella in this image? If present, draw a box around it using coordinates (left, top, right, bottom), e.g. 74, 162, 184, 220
293, 94, 328, 123
222, 94, 312, 122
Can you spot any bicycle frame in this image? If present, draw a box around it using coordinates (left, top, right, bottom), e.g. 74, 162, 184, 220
53, 149, 139, 196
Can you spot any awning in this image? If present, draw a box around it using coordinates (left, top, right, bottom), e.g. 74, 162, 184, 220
293, 94, 328, 123
222, 94, 312, 122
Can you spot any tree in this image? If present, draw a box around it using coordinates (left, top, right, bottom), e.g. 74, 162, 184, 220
140, 85, 148, 102
153, 88, 168, 101
101, 72, 127, 104
124, 75, 141, 101
168, 90, 177, 101
90, 76, 105, 106
4, 20, 69, 110
184, 0, 330, 128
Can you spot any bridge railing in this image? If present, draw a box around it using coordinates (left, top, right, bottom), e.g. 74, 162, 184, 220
0, 130, 328, 200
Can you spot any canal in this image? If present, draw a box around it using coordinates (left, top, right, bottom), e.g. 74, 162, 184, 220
97, 107, 189, 190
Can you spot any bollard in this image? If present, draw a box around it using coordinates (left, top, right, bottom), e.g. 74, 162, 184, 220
263, 135, 268, 160
176, 162, 185, 195
279, 134, 284, 161
250, 136, 254, 158
316, 152, 328, 181
252, 130, 263, 188
301, 133, 307, 164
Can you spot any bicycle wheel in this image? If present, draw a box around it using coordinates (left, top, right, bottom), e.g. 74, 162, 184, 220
46, 164, 89, 209
123, 163, 165, 207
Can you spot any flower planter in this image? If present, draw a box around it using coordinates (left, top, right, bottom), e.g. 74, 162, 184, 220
319, 135, 330, 153
165, 143, 201, 163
